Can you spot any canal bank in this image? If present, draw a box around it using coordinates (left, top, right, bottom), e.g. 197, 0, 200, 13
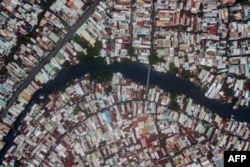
1, 62, 250, 161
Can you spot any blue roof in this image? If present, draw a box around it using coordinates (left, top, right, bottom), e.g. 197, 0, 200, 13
165, 108, 170, 117
104, 111, 111, 123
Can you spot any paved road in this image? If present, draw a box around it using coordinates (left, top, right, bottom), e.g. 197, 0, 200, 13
0, 0, 101, 118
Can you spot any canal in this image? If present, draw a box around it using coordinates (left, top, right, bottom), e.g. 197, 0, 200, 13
1, 62, 250, 162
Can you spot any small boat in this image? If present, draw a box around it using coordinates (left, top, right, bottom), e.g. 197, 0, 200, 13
39, 95, 45, 100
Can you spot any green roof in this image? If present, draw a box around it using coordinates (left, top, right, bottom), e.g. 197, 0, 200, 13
44, 64, 53, 74
15, 68, 21, 74
49, 62, 56, 68
186, 98, 193, 114
29, 126, 36, 133
206, 127, 213, 138
34, 114, 40, 120
83, 48, 87, 55
49, 32, 60, 43
165, 162, 173, 167
57, 52, 64, 60
234, 140, 240, 149
45, 124, 53, 131
157, 49, 164, 56
184, 62, 190, 70
244, 64, 249, 77
0, 11, 8, 18
0, 99, 6, 106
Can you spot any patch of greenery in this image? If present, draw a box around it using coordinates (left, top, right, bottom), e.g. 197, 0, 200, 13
170, 90, 180, 100
82, 109, 90, 118
149, 50, 164, 65
76, 52, 85, 63
128, 46, 135, 57
181, 70, 190, 79
72, 35, 88, 48
93, 57, 106, 65
104, 85, 112, 95
90, 70, 112, 83
44, 111, 51, 118
0, 67, 7, 75
62, 61, 71, 68
73, 106, 81, 115
74, 38, 105, 65
40, 0, 57, 9
169, 62, 178, 72
7, 0, 57, 64
169, 100, 180, 111
88, 40, 102, 57
14, 160, 22, 167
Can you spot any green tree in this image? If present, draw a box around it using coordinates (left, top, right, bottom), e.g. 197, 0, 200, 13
149, 50, 164, 65
0, 67, 7, 75
76, 52, 86, 63
73, 106, 81, 115
62, 61, 71, 68
14, 160, 22, 167
75, 39, 105, 65
181, 70, 190, 79
169, 100, 180, 111
149, 50, 159, 65
44, 111, 51, 118
104, 85, 112, 95
7, 0, 57, 64
90, 70, 112, 83
4, 55, 14, 64
40, 0, 57, 9
128, 46, 135, 57
72, 35, 88, 47
93, 57, 106, 65
169, 62, 178, 72
170, 90, 179, 100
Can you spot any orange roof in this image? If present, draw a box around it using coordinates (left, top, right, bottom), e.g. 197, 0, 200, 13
140, 128, 148, 136
20, 91, 31, 101
67, 0, 74, 7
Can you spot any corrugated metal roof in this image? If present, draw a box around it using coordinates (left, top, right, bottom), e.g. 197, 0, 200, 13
44, 64, 53, 74
49, 32, 60, 43
0, 99, 6, 106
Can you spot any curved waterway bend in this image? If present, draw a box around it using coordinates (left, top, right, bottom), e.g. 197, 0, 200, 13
1, 62, 250, 162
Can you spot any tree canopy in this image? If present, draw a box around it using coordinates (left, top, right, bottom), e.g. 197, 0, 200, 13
149, 50, 164, 65
74, 37, 105, 65
169, 62, 178, 72
169, 100, 180, 111
73, 106, 81, 115
90, 70, 113, 83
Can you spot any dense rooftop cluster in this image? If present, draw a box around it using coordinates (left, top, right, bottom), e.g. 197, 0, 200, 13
2, 72, 250, 167
1, 0, 250, 166
50, 0, 87, 26
0, 0, 89, 109
0, 0, 42, 56
1, 0, 250, 117
0, 0, 91, 155
152, 0, 250, 108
